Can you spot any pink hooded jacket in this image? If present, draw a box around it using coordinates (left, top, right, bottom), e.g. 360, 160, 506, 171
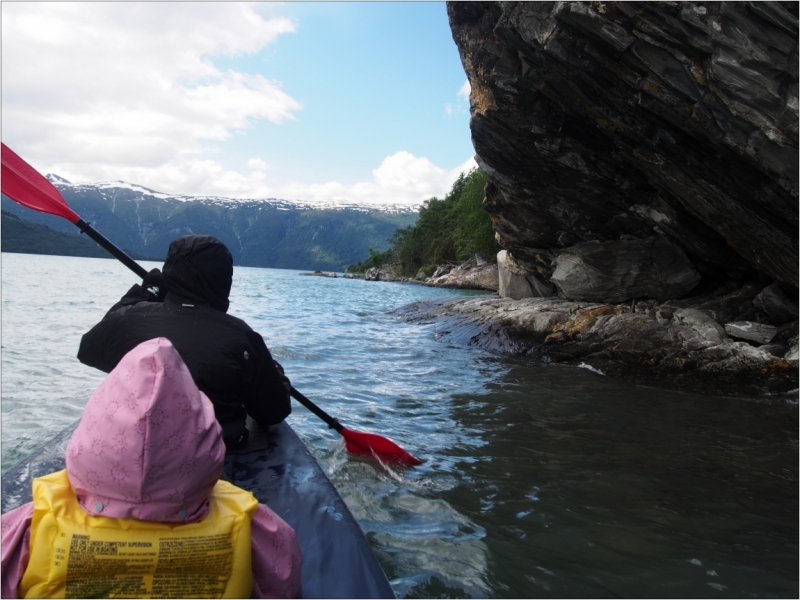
1, 337, 301, 598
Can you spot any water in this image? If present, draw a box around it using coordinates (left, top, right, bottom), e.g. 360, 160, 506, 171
2, 253, 797, 598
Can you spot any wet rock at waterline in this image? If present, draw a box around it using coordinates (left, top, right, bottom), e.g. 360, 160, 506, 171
393, 294, 798, 396
299, 271, 338, 278
362, 251, 797, 393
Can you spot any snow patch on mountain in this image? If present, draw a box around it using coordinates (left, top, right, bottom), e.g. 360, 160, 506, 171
45, 174, 421, 214
45, 174, 72, 185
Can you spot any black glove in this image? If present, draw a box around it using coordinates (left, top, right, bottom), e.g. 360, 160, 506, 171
274, 360, 292, 395
142, 268, 167, 302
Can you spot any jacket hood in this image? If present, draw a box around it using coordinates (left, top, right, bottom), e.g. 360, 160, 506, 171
162, 235, 233, 313
66, 337, 225, 523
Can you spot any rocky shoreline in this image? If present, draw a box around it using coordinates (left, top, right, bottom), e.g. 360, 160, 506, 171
361, 254, 797, 396
363, 254, 500, 291
392, 288, 798, 397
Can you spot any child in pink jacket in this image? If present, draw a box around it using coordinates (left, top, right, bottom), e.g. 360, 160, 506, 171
1, 337, 301, 598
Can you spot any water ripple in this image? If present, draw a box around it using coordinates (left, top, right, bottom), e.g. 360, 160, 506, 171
2, 254, 797, 598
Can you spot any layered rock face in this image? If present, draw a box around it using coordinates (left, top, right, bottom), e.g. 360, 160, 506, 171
417, 2, 800, 393
448, 1, 798, 301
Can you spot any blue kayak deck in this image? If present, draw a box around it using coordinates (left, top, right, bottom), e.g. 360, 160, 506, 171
1, 420, 395, 599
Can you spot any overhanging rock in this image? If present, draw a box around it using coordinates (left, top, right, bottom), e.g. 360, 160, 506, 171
448, 1, 798, 295
550, 237, 701, 302
498, 250, 556, 299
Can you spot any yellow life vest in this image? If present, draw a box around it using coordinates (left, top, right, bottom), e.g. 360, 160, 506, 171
19, 470, 257, 599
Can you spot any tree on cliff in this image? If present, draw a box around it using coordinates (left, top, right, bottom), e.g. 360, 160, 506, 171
348, 167, 499, 275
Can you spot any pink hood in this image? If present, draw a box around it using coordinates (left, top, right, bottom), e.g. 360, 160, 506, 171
66, 337, 225, 523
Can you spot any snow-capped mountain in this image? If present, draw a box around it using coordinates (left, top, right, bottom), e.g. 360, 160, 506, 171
44, 175, 421, 215
3, 176, 418, 271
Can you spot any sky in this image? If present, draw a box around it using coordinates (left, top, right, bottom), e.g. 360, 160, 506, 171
1, 2, 477, 207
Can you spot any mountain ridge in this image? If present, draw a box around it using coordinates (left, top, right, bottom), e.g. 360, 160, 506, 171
43, 174, 422, 215
1, 210, 160, 261
2, 177, 418, 271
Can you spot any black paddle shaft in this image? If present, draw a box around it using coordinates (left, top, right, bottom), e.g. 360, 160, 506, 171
75, 218, 148, 279
290, 387, 343, 433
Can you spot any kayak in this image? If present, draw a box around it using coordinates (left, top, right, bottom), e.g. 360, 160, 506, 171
1, 146, 396, 597
1, 418, 396, 599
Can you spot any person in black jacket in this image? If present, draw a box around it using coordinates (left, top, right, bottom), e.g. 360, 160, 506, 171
77, 234, 291, 449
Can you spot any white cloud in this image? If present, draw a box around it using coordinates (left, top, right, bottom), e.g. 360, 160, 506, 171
267, 152, 478, 206
2, 3, 476, 207
247, 158, 270, 171
446, 80, 471, 118
2, 3, 300, 173
458, 80, 471, 100
52, 151, 476, 207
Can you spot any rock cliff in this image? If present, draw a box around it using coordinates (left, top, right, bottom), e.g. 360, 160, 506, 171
448, 1, 798, 301
402, 1, 800, 394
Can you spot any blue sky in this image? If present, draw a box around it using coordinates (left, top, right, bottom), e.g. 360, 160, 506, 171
2, 2, 476, 206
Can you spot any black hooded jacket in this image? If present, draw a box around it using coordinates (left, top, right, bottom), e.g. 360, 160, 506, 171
77, 235, 291, 447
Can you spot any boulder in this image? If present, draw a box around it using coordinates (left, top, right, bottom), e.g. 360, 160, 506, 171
550, 237, 701, 302
724, 321, 778, 345
498, 250, 556, 299
786, 336, 799, 361
427, 256, 499, 291
431, 265, 453, 278
364, 266, 404, 282
672, 308, 728, 347
753, 283, 799, 324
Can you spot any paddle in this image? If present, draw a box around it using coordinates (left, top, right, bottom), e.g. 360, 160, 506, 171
290, 387, 422, 466
2, 143, 148, 279
1, 143, 424, 467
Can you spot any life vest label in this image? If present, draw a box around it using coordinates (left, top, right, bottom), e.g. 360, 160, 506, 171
61, 531, 234, 598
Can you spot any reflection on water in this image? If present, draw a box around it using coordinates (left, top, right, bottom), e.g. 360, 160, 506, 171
2, 253, 797, 598
434, 360, 799, 597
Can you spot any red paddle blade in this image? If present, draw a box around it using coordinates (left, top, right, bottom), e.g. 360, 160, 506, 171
1, 143, 80, 223
340, 427, 423, 467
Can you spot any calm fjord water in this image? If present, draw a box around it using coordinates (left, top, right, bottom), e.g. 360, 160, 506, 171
2, 253, 797, 598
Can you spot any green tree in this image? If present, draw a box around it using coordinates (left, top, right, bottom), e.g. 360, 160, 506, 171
346, 247, 395, 273
347, 168, 500, 276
